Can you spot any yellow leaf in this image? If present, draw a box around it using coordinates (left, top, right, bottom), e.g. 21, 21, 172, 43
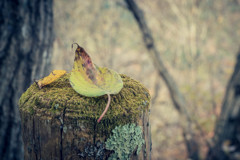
37, 70, 66, 89
69, 44, 123, 97
69, 43, 123, 122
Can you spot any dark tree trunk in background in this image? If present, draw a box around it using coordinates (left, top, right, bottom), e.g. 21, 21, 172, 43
124, 0, 200, 159
207, 49, 240, 160
0, 0, 54, 159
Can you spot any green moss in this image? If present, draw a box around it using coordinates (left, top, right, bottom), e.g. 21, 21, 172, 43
105, 124, 145, 160
19, 73, 150, 135
27, 106, 35, 115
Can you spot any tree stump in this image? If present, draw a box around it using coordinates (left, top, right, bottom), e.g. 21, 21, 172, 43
19, 73, 151, 160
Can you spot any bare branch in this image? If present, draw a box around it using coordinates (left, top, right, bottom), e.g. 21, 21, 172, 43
124, 0, 201, 159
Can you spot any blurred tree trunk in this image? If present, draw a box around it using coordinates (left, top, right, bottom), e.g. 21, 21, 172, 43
124, 0, 200, 159
0, 0, 54, 160
207, 49, 240, 160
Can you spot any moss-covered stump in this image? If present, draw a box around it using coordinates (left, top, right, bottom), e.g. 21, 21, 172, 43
19, 73, 151, 160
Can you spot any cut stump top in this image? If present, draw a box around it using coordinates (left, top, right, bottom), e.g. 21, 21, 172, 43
19, 73, 150, 135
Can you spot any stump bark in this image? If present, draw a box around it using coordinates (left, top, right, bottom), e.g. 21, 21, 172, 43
19, 73, 151, 160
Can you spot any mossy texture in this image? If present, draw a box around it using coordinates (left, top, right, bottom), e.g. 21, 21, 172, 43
19, 73, 150, 136
105, 124, 145, 160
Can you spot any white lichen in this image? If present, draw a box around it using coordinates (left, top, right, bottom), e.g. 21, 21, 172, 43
105, 124, 145, 160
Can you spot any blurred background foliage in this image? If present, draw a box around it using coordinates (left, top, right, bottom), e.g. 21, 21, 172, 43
52, 0, 240, 159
